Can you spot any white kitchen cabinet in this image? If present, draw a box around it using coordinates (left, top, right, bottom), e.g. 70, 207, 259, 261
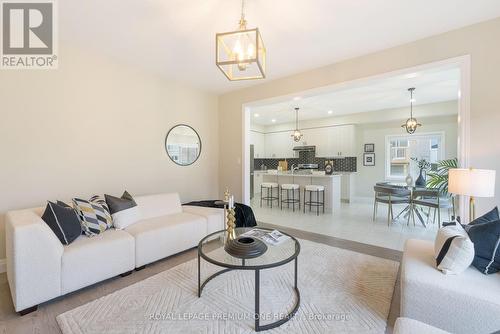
302, 127, 329, 157
312, 125, 356, 157
339, 125, 356, 157
259, 125, 355, 159
264, 132, 294, 158
250, 131, 265, 158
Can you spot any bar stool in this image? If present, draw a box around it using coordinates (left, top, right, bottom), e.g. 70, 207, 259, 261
304, 185, 325, 215
280, 184, 300, 211
260, 182, 279, 208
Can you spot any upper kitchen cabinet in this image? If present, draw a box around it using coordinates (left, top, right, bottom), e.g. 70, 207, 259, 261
250, 131, 265, 158
338, 125, 356, 157
301, 127, 329, 156
309, 125, 356, 158
264, 132, 294, 158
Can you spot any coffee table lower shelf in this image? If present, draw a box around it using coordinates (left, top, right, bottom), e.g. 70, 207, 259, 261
197, 254, 300, 332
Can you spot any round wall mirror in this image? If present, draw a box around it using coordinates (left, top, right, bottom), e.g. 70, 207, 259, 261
165, 124, 201, 166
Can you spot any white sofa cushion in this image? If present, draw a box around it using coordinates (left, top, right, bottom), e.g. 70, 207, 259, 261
126, 212, 206, 267
61, 229, 135, 294
182, 205, 224, 235
135, 193, 182, 220
401, 239, 500, 334
394, 318, 451, 334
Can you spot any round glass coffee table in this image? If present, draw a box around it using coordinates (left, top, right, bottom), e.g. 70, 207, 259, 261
198, 227, 301, 332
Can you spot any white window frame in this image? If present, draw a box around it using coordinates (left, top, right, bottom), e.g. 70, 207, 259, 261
385, 131, 446, 181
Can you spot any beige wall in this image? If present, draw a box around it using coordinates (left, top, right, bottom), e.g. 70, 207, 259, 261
219, 17, 500, 216
0, 45, 219, 260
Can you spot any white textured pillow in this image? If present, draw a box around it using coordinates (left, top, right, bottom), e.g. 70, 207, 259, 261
434, 224, 475, 275
104, 191, 141, 229
111, 206, 140, 229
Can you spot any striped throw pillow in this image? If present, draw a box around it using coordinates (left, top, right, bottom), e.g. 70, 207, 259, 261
434, 223, 475, 275
72, 195, 113, 236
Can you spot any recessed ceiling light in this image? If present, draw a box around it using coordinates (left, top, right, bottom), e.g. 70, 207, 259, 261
405, 72, 419, 79
328, 110, 333, 114
271, 119, 276, 123
254, 113, 260, 117
293, 96, 301, 101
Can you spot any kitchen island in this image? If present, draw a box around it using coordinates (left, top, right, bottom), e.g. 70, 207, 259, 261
259, 170, 341, 212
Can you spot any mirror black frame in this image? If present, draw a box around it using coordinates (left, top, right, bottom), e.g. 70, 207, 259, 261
164, 124, 202, 166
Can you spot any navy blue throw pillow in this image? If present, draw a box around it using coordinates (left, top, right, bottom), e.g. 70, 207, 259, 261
467, 218, 500, 274
462, 207, 499, 232
470, 207, 499, 225
42, 201, 82, 245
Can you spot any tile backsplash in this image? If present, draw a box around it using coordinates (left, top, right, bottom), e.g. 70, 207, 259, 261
254, 155, 357, 172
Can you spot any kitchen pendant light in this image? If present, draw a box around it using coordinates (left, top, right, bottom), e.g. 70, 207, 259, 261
215, 0, 266, 81
291, 107, 303, 142
401, 87, 421, 134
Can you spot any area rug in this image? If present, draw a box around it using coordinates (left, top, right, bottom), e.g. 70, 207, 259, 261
57, 240, 399, 333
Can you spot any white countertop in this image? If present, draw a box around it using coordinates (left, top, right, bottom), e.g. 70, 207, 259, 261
255, 170, 342, 178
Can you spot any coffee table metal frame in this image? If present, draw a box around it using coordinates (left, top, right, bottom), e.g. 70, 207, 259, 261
197, 228, 301, 332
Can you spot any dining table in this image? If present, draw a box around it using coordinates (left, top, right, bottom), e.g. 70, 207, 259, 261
384, 182, 431, 227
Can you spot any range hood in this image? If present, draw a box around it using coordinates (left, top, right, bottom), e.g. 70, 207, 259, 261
293, 145, 316, 152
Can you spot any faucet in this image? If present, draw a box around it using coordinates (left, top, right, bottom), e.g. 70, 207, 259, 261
290, 164, 299, 174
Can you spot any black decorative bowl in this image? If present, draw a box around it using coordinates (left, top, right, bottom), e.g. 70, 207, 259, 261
224, 236, 268, 259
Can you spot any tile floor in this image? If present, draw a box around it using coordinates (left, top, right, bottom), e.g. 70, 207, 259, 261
251, 196, 447, 251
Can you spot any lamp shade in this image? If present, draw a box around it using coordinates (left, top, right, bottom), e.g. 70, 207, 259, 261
448, 168, 496, 197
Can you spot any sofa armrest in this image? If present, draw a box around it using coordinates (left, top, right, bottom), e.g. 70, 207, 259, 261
6, 209, 64, 311
401, 239, 500, 334
182, 205, 225, 234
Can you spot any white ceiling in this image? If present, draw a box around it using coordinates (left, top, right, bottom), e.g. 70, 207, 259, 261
250, 66, 460, 125
60, 1, 500, 93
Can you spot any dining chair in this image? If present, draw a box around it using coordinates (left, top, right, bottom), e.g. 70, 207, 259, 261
373, 186, 411, 226
410, 189, 453, 228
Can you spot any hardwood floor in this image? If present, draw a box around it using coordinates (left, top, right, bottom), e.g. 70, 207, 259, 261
0, 224, 402, 334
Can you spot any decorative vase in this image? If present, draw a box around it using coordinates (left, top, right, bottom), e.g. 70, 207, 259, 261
224, 236, 268, 259
405, 174, 413, 186
415, 169, 426, 187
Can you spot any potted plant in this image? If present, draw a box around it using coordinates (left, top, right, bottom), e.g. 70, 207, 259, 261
426, 158, 458, 194
411, 157, 431, 187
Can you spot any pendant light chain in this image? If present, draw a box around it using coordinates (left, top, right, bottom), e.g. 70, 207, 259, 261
410, 88, 414, 119
295, 108, 299, 129
239, 0, 246, 28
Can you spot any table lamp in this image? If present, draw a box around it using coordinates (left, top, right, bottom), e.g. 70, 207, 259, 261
448, 168, 496, 223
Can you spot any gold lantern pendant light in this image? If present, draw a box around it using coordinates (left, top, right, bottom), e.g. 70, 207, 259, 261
291, 107, 303, 142
401, 87, 421, 134
215, 0, 266, 81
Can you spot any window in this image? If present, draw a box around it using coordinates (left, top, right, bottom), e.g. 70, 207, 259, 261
385, 133, 444, 180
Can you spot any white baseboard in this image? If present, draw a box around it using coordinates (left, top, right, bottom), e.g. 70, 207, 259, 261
351, 196, 373, 204
0, 259, 5, 273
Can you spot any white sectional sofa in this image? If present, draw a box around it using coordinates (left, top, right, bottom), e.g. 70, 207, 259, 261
6, 193, 224, 314
401, 239, 500, 334
394, 318, 451, 334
